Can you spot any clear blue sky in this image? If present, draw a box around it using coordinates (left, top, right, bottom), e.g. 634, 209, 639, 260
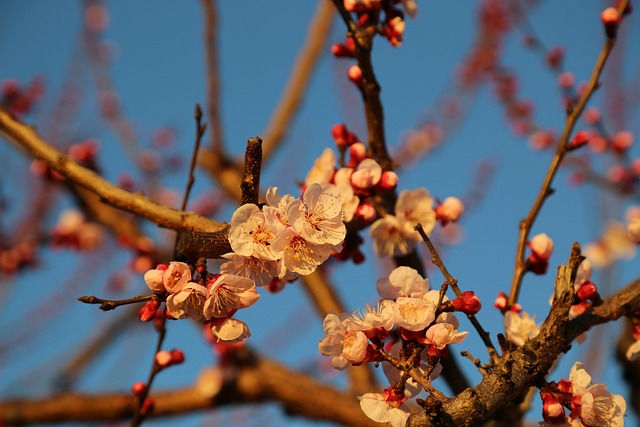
1, 1, 639, 426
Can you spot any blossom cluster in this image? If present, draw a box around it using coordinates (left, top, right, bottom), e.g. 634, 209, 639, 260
305, 137, 463, 260
541, 362, 625, 426
319, 266, 479, 426
142, 184, 347, 342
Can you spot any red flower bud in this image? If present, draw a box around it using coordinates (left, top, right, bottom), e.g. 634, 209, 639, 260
138, 299, 159, 322
576, 281, 598, 301
601, 7, 622, 38
452, 291, 481, 315
131, 381, 146, 396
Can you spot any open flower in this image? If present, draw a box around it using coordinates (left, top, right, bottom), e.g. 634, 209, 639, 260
228, 204, 280, 260
305, 148, 336, 186
288, 183, 346, 245
504, 311, 539, 347
166, 282, 207, 321
271, 228, 335, 275
210, 317, 251, 343
376, 266, 429, 300
204, 274, 260, 319
424, 322, 468, 349
569, 362, 626, 426
395, 188, 436, 240
359, 388, 410, 427
394, 297, 437, 331
370, 215, 413, 257
163, 262, 192, 294
220, 252, 278, 287
319, 312, 350, 369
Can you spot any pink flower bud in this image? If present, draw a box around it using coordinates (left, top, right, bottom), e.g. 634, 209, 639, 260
528, 130, 555, 150
131, 381, 147, 396
569, 130, 589, 149
557, 71, 575, 89
452, 291, 481, 315
331, 123, 349, 148
541, 392, 566, 424
155, 350, 173, 368
576, 281, 598, 301
347, 65, 363, 85
140, 398, 154, 416
569, 301, 590, 320
584, 107, 601, 125
494, 291, 508, 312
138, 299, 159, 322
350, 159, 382, 192
528, 233, 554, 261
435, 197, 464, 225
546, 46, 564, 68
377, 170, 398, 191
170, 349, 185, 365
557, 379, 573, 395
355, 203, 377, 223
347, 142, 367, 167
601, 7, 622, 38
611, 130, 634, 152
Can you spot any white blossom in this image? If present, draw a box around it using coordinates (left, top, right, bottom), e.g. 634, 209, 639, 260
376, 266, 429, 300
395, 188, 436, 240
288, 183, 346, 245
359, 393, 410, 427
210, 317, 251, 343
166, 282, 207, 321
504, 311, 539, 347
204, 274, 260, 319
228, 203, 280, 261
394, 297, 437, 331
370, 215, 414, 257
424, 322, 468, 350
305, 148, 336, 186
271, 228, 335, 275
220, 252, 278, 287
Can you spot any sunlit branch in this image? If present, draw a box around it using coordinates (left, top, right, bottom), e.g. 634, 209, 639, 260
77, 294, 155, 311
507, 0, 629, 307
0, 108, 227, 234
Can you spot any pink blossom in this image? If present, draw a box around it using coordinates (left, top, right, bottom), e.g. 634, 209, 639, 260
229, 203, 280, 261
210, 317, 251, 343
541, 391, 566, 424
393, 297, 437, 331
163, 262, 192, 294
322, 182, 359, 223
377, 170, 398, 191
220, 252, 278, 287
424, 323, 468, 349
435, 197, 464, 225
376, 266, 429, 300
504, 311, 539, 347
395, 188, 436, 240
370, 215, 413, 257
343, 301, 396, 334
350, 159, 382, 192
359, 389, 410, 427
271, 228, 335, 275
318, 312, 350, 370
569, 362, 626, 426
529, 233, 554, 261
265, 186, 295, 226
305, 148, 336, 186
166, 282, 208, 321
144, 264, 167, 293
204, 274, 260, 319
342, 330, 369, 365
355, 203, 377, 223
348, 142, 367, 167
288, 183, 346, 245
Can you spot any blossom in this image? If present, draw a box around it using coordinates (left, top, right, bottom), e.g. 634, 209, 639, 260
210, 317, 251, 343
370, 215, 414, 257
626, 340, 640, 361
529, 233, 554, 261
350, 159, 382, 192
569, 362, 626, 426
435, 197, 464, 225
318, 312, 350, 370
203, 274, 260, 319
394, 297, 437, 331
322, 182, 359, 223
163, 262, 192, 294
342, 330, 369, 365
305, 148, 336, 186
451, 291, 481, 315
166, 282, 208, 321
144, 264, 167, 293
271, 228, 335, 275
228, 204, 280, 260
504, 311, 539, 347
359, 389, 410, 427
343, 301, 396, 334
265, 186, 295, 226
220, 252, 278, 287
424, 323, 468, 349
395, 188, 436, 240
376, 266, 429, 300
288, 183, 346, 245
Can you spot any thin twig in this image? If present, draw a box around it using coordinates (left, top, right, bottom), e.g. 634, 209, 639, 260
507, 1, 629, 307
415, 224, 499, 363
240, 137, 263, 206
200, 0, 224, 155
77, 295, 155, 311
378, 349, 447, 403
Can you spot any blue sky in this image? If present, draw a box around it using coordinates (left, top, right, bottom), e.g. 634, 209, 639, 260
1, 1, 639, 426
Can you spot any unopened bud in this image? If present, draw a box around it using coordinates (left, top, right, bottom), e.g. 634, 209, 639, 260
452, 291, 481, 315
140, 398, 155, 416
331, 123, 349, 148
355, 203, 377, 223
576, 281, 598, 301
601, 7, 622, 38
155, 350, 173, 367
347, 65, 363, 85
377, 170, 398, 191
529, 233, 554, 261
569, 130, 589, 149
347, 142, 367, 167
541, 392, 566, 424
138, 299, 159, 322
170, 349, 186, 365
131, 381, 147, 396
435, 197, 464, 225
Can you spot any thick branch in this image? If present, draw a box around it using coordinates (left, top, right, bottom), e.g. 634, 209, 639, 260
0, 351, 380, 427
0, 108, 227, 234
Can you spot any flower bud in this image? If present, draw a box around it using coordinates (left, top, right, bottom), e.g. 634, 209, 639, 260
584, 107, 601, 125
131, 381, 146, 396
347, 142, 367, 167
331, 123, 349, 148
355, 203, 377, 223
155, 350, 173, 368
140, 398, 154, 416
435, 197, 464, 225
557, 71, 575, 89
601, 7, 622, 38
376, 170, 398, 191
576, 281, 598, 301
529, 233, 554, 261
611, 130, 634, 152
494, 291, 508, 312
452, 291, 481, 315
138, 299, 159, 322
170, 349, 186, 365
541, 391, 566, 424
568, 130, 589, 149
569, 301, 589, 320
347, 65, 363, 85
